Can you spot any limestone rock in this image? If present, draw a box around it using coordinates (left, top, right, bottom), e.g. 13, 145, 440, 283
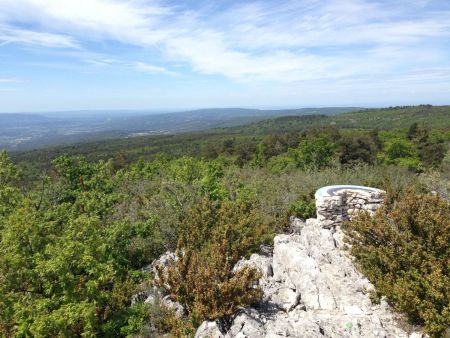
152, 251, 176, 278
233, 253, 273, 280
289, 216, 306, 234
225, 309, 265, 338
195, 215, 422, 338
268, 286, 300, 312
195, 320, 225, 338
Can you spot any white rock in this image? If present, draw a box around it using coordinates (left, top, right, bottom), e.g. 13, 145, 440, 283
233, 253, 273, 279
195, 214, 421, 338
151, 251, 176, 287
289, 216, 306, 233
269, 286, 300, 312
195, 321, 225, 338
225, 309, 265, 338
161, 295, 185, 317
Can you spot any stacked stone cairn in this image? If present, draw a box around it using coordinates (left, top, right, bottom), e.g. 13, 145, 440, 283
315, 185, 386, 229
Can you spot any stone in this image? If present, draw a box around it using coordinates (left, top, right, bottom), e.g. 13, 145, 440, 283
233, 253, 273, 279
225, 309, 265, 338
195, 321, 225, 338
409, 332, 424, 338
195, 215, 422, 338
315, 185, 385, 227
151, 251, 176, 288
289, 216, 306, 233
269, 286, 300, 311
161, 295, 185, 317
130, 290, 150, 305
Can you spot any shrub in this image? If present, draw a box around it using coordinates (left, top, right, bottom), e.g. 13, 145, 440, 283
0, 156, 155, 337
377, 138, 423, 172
338, 135, 376, 165
344, 191, 450, 337
157, 199, 270, 326
266, 154, 297, 174
0, 151, 22, 218
288, 134, 336, 170
287, 191, 316, 220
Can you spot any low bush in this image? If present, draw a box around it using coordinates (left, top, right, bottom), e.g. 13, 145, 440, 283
157, 198, 271, 327
344, 191, 450, 337
287, 191, 316, 220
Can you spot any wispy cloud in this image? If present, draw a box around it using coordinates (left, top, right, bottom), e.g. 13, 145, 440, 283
83, 58, 118, 67
0, 77, 24, 83
134, 62, 177, 76
0, 0, 449, 91
0, 26, 78, 48
0, 0, 172, 45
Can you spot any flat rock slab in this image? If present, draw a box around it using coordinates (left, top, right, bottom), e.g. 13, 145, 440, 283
315, 185, 385, 198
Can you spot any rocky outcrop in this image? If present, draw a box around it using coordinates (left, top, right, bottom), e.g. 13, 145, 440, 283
136, 185, 423, 337
315, 185, 385, 228
196, 218, 423, 338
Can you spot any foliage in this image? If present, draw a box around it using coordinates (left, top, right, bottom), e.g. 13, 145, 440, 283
157, 199, 270, 325
377, 138, 423, 172
145, 302, 196, 337
13, 106, 449, 173
287, 191, 317, 220
0, 155, 155, 337
0, 151, 22, 218
339, 134, 376, 164
344, 192, 450, 336
288, 134, 336, 169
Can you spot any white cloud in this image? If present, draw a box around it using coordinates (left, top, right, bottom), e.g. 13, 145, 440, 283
134, 62, 177, 76
0, 0, 449, 84
0, 26, 78, 48
0, 77, 24, 83
83, 58, 118, 66
0, 0, 172, 45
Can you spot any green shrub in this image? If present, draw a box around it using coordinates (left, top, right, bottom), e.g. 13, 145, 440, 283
344, 191, 450, 337
267, 154, 296, 174
288, 134, 336, 170
0, 156, 156, 337
0, 151, 22, 218
287, 192, 316, 219
157, 199, 270, 326
377, 138, 423, 172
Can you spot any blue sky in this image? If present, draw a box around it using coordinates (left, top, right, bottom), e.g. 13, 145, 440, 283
0, 0, 450, 112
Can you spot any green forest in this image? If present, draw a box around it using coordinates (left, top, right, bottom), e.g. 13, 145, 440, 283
1, 105, 449, 337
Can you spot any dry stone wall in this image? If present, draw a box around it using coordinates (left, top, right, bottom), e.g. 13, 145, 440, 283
315, 185, 386, 228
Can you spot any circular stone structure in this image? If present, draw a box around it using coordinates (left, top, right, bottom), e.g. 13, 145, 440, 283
315, 185, 386, 228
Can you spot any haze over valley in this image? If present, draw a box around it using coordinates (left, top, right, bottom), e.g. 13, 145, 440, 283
0, 107, 360, 150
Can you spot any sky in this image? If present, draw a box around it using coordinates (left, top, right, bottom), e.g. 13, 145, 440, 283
0, 0, 450, 112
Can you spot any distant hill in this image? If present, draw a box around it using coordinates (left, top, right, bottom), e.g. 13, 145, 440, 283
0, 113, 52, 127
11, 105, 450, 171
228, 105, 450, 134
0, 107, 361, 151
330, 105, 450, 129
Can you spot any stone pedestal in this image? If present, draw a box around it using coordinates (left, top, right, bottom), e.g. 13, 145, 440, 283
315, 185, 385, 228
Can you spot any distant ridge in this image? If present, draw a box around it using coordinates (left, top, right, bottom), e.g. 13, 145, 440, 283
0, 107, 361, 151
